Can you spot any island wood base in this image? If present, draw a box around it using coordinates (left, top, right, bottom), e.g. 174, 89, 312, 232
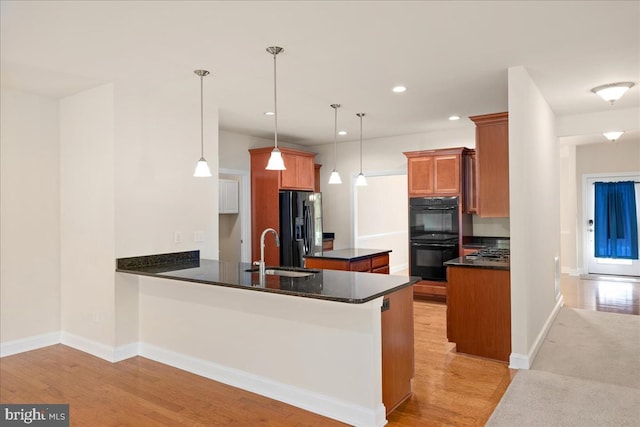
413, 280, 447, 302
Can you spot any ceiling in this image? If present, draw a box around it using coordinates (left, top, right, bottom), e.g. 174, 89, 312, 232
1, 1, 638, 146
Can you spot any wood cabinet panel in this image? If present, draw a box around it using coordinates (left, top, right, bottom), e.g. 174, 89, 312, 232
464, 150, 477, 214
469, 112, 509, 217
381, 285, 414, 414
314, 164, 321, 193
407, 156, 434, 196
447, 266, 511, 362
281, 152, 315, 190
372, 254, 390, 269
303, 258, 349, 270
322, 239, 334, 251
350, 258, 372, 272
433, 155, 460, 193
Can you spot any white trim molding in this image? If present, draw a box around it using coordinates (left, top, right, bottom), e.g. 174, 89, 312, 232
140, 342, 387, 427
509, 295, 564, 369
0, 332, 61, 358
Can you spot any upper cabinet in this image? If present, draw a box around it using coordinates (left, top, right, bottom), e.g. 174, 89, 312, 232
280, 150, 315, 190
219, 179, 239, 214
469, 112, 509, 217
404, 148, 469, 197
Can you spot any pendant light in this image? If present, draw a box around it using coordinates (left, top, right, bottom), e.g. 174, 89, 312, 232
328, 104, 342, 184
265, 46, 286, 170
355, 113, 367, 186
193, 70, 212, 177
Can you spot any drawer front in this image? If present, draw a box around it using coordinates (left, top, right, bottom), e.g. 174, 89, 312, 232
372, 265, 390, 274
371, 254, 389, 269
350, 258, 372, 272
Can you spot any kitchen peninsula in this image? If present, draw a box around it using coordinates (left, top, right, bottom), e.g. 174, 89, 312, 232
116, 250, 418, 427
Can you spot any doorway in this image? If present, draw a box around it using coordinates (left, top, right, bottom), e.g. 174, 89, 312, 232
583, 173, 640, 277
353, 171, 408, 273
218, 169, 251, 264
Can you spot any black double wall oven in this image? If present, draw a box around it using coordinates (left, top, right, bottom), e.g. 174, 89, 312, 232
409, 196, 460, 282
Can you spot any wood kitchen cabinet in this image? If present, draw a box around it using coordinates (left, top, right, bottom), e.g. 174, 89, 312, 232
314, 164, 322, 193
249, 147, 317, 265
447, 266, 511, 362
469, 112, 509, 217
404, 148, 470, 197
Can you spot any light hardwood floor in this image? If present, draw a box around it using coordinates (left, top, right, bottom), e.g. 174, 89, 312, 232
1, 274, 637, 426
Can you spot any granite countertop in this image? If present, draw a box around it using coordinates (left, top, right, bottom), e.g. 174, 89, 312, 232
444, 256, 510, 271
116, 251, 417, 304
304, 248, 392, 261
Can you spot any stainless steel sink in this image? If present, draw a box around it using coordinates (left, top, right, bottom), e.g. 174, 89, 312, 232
246, 267, 317, 278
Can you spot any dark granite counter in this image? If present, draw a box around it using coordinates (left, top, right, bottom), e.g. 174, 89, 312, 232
444, 256, 510, 271
305, 248, 391, 262
116, 251, 418, 304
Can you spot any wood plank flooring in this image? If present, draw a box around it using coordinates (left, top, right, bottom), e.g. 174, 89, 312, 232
1, 274, 636, 426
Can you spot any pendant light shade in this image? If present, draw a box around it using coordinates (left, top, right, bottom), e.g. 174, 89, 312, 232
329, 104, 342, 184
356, 113, 367, 186
266, 46, 286, 170
193, 70, 212, 177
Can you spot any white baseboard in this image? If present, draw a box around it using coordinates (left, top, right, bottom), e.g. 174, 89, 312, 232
561, 267, 581, 276
60, 332, 138, 363
114, 342, 139, 362
140, 342, 386, 427
390, 263, 408, 274
509, 295, 564, 370
0, 332, 61, 358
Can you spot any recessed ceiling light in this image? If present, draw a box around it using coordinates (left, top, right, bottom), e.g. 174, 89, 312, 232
448, 115, 461, 121
264, 111, 275, 116
392, 86, 407, 93
338, 130, 347, 135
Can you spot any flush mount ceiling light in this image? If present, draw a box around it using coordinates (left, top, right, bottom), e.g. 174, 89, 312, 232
603, 131, 624, 141
264, 111, 275, 116
265, 46, 286, 170
392, 86, 407, 93
591, 82, 635, 104
356, 113, 367, 186
338, 130, 347, 136
328, 104, 342, 185
193, 70, 212, 178
448, 115, 461, 121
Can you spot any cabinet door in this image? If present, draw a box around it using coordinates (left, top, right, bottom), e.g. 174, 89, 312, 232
433, 154, 460, 194
407, 156, 434, 196
476, 118, 509, 217
281, 153, 315, 190
219, 179, 239, 214
464, 151, 477, 214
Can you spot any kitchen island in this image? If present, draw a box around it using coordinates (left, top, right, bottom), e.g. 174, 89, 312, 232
304, 248, 392, 274
116, 250, 418, 427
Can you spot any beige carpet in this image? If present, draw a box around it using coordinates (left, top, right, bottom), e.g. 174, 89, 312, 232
487, 308, 640, 426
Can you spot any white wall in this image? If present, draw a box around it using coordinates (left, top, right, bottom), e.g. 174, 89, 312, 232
508, 66, 561, 369
559, 144, 578, 273
60, 84, 116, 348
0, 89, 61, 346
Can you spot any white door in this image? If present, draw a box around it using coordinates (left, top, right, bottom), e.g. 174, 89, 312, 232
585, 174, 640, 276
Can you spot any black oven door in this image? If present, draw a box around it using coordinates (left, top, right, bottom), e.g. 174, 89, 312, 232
409, 202, 459, 240
410, 241, 458, 282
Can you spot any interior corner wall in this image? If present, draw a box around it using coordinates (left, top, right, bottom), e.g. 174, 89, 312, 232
508, 66, 560, 366
60, 84, 116, 348
0, 89, 61, 345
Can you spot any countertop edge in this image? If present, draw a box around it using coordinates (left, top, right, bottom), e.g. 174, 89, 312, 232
117, 267, 420, 304
304, 248, 392, 262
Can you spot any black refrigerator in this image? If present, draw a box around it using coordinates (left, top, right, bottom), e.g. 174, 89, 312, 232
279, 190, 323, 267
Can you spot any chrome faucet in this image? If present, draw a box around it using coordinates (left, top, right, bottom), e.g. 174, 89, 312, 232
259, 228, 280, 276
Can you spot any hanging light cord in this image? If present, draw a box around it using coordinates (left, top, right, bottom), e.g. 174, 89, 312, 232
272, 51, 279, 149
333, 106, 338, 170
358, 113, 364, 173
200, 74, 204, 158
